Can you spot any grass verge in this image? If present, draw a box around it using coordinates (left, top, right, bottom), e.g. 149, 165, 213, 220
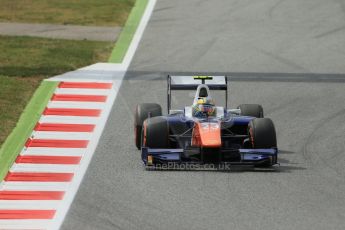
0, 0, 142, 180
0, 35, 114, 144
0, 0, 135, 26
0, 80, 58, 180
0, 76, 43, 144
0, 35, 114, 77
109, 0, 149, 63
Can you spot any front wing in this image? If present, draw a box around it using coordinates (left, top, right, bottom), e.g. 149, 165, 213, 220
142, 147, 278, 168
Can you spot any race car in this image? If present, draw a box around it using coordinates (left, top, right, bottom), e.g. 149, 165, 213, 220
134, 76, 278, 169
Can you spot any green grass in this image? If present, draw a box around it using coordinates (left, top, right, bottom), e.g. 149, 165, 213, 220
0, 0, 140, 181
0, 34, 116, 179
109, 0, 148, 63
0, 80, 57, 180
0, 76, 43, 144
0, 0, 135, 26
0, 35, 114, 77
0, 34, 115, 177
0, 35, 114, 147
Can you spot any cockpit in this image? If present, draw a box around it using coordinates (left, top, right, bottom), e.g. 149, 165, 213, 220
192, 85, 217, 118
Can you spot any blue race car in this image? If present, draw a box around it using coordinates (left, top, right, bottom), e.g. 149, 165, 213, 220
134, 76, 278, 169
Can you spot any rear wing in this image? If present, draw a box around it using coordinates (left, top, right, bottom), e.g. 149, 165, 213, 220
167, 75, 228, 113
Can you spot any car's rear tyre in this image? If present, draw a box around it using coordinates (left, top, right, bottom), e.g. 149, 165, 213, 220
238, 104, 264, 118
142, 116, 169, 149
248, 118, 277, 167
134, 103, 162, 149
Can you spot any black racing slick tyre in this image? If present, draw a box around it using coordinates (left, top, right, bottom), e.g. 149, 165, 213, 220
134, 103, 162, 149
248, 118, 277, 149
142, 116, 169, 149
248, 118, 277, 167
238, 104, 264, 118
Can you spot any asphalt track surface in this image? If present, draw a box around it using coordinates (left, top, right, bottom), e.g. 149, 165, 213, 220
62, 0, 345, 229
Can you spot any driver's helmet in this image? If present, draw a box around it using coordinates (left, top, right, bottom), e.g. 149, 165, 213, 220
192, 97, 216, 118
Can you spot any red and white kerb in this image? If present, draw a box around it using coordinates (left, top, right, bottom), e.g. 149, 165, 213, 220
0, 81, 113, 229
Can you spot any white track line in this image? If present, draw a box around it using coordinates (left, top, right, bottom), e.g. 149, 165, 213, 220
51, 1, 158, 229
121, 0, 157, 69
22, 148, 85, 157
49, 84, 119, 230
11, 164, 77, 173
1, 182, 70, 191
0, 200, 61, 210
39, 116, 99, 124
47, 101, 105, 110
0, 220, 51, 229
0, 1, 157, 230
33, 131, 92, 140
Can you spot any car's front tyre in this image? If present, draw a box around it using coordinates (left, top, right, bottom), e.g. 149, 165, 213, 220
134, 103, 162, 149
248, 118, 277, 167
142, 116, 169, 149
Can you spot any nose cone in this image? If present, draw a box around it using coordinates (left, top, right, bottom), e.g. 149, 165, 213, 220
192, 121, 221, 148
